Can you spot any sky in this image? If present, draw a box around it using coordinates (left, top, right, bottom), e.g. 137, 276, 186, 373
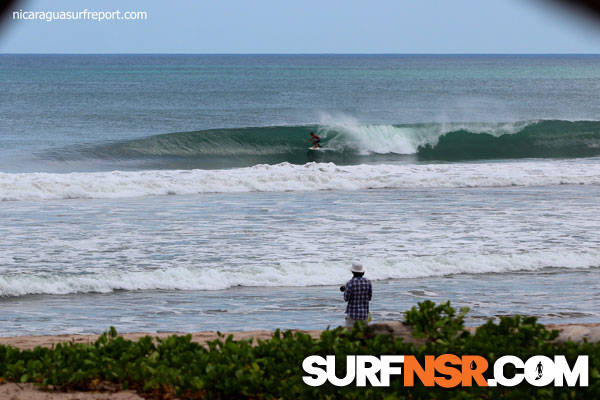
1, 0, 600, 53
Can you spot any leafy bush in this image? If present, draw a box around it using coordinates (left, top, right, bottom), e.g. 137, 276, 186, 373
404, 300, 470, 343
0, 301, 597, 399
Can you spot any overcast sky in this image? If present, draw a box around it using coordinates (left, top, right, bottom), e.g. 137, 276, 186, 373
1, 0, 600, 53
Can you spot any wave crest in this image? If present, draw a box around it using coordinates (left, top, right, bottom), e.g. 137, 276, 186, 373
50, 120, 600, 167
1, 251, 597, 296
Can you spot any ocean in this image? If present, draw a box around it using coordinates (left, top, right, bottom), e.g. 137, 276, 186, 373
0, 54, 599, 335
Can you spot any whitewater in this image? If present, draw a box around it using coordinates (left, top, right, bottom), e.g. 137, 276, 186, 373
1, 250, 598, 297
2, 158, 600, 201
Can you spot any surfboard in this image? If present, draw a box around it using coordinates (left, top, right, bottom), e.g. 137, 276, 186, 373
308, 146, 322, 151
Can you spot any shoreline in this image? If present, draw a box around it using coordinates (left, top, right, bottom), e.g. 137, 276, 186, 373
1, 322, 598, 351
0, 329, 323, 351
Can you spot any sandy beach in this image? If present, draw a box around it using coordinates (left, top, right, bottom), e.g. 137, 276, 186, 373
0, 329, 322, 351
1, 322, 599, 350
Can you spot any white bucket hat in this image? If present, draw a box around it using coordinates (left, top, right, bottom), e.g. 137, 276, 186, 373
351, 262, 365, 273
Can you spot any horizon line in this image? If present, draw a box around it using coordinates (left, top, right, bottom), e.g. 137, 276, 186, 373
2, 52, 600, 55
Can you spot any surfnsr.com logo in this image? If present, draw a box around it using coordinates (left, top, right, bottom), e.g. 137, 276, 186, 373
302, 354, 588, 387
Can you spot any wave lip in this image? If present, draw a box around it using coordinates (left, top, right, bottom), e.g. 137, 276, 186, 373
0, 250, 597, 297
1, 158, 600, 201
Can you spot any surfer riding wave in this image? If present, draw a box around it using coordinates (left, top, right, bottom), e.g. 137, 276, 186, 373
308, 132, 321, 149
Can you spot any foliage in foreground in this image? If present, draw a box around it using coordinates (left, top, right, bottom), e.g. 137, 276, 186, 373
0, 301, 597, 399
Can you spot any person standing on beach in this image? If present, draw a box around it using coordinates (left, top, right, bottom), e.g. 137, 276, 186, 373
340, 262, 372, 328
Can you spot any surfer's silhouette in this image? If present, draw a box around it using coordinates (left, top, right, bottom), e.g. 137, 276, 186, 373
308, 132, 321, 149
535, 361, 543, 380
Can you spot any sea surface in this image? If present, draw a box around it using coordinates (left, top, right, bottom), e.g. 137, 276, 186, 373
1, 54, 599, 335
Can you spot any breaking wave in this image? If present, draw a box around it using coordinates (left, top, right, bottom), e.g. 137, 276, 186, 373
49, 120, 600, 167
0, 251, 597, 296
1, 158, 600, 201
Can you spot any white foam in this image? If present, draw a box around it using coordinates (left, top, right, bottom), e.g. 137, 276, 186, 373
317, 114, 532, 154
321, 123, 428, 154
1, 159, 599, 201
0, 250, 597, 296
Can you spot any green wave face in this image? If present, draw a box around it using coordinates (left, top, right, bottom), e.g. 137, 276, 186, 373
75, 120, 600, 168
81, 125, 396, 168
417, 120, 600, 161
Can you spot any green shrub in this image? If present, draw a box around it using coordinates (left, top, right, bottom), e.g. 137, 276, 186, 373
0, 301, 596, 399
404, 300, 470, 343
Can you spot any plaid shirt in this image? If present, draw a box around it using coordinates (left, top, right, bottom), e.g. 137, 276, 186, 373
344, 276, 372, 320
